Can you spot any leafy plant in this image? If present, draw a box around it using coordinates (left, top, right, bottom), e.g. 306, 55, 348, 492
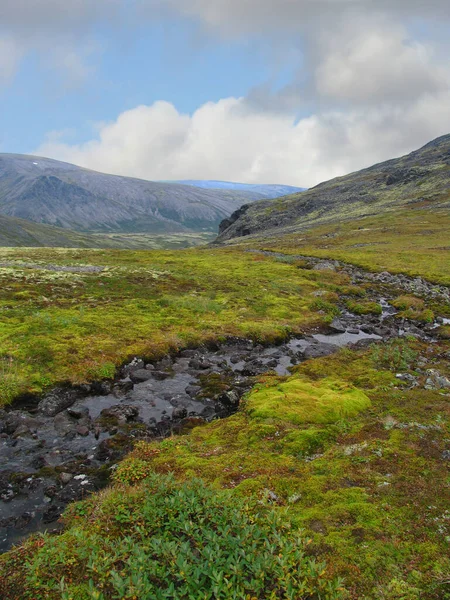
0, 474, 344, 599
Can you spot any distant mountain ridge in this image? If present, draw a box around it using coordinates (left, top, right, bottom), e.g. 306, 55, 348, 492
170, 180, 305, 196
0, 154, 295, 235
217, 134, 450, 243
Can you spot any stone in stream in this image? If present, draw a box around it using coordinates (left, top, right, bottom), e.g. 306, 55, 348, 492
303, 343, 338, 360
129, 369, 154, 383
100, 405, 139, 423
38, 388, 79, 417
329, 318, 347, 333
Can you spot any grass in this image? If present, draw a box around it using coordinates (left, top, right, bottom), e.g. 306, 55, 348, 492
0, 245, 348, 405
256, 208, 450, 285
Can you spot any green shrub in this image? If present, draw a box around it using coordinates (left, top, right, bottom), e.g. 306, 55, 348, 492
370, 338, 418, 371
0, 474, 344, 600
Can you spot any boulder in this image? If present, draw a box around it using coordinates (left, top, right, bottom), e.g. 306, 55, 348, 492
38, 388, 79, 417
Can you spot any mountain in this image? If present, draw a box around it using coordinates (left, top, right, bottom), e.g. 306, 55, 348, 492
0, 154, 287, 234
169, 180, 305, 196
217, 134, 450, 242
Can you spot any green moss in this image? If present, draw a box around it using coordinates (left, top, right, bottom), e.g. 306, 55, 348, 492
345, 300, 382, 315
246, 376, 371, 425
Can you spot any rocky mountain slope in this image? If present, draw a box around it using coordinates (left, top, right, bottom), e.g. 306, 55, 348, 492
217, 134, 450, 242
0, 155, 288, 234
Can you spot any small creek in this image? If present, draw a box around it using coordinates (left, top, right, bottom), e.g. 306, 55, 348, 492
0, 286, 446, 552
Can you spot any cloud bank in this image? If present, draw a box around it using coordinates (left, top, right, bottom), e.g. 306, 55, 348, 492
12, 0, 450, 185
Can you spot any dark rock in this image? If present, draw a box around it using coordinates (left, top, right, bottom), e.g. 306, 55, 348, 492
189, 358, 213, 370
129, 369, 154, 383
42, 505, 63, 524
330, 318, 346, 333
152, 370, 171, 380
112, 380, 134, 395
100, 405, 139, 423
67, 405, 90, 419
76, 425, 90, 437
172, 407, 188, 420
185, 384, 201, 397
303, 343, 338, 360
38, 388, 79, 417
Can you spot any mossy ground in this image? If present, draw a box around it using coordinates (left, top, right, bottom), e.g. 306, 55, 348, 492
256, 208, 450, 286
3, 339, 449, 598
0, 245, 349, 404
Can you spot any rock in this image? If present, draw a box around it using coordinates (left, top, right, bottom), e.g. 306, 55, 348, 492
145, 364, 155, 371
67, 405, 89, 419
112, 380, 134, 395
424, 370, 450, 390
38, 388, 79, 417
189, 358, 213, 370
313, 261, 337, 271
42, 505, 62, 524
12, 424, 32, 439
347, 327, 360, 335
151, 370, 171, 380
185, 384, 201, 397
76, 425, 90, 437
53, 412, 77, 437
129, 369, 154, 383
122, 358, 144, 376
303, 343, 338, 360
60, 472, 73, 484
90, 381, 112, 395
329, 318, 346, 333
216, 390, 240, 408
172, 407, 188, 420
100, 405, 139, 423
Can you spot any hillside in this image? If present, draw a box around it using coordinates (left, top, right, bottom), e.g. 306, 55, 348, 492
0, 155, 285, 234
217, 134, 450, 242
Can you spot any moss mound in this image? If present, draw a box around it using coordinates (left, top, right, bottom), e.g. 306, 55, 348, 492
246, 377, 371, 425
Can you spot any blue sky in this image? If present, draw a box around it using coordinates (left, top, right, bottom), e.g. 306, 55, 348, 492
1, 1, 450, 186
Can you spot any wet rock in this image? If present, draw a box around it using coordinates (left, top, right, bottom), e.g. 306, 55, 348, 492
241, 360, 266, 376
122, 358, 144, 376
90, 381, 113, 395
179, 349, 199, 358
152, 370, 172, 380
112, 380, 134, 395
76, 425, 90, 437
38, 388, 79, 417
42, 505, 62, 524
303, 343, 338, 360
347, 327, 360, 335
67, 405, 90, 419
156, 356, 173, 370
330, 318, 346, 333
100, 405, 139, 423
95, 434, 133, 462
54, 412, 77, 437
12, 424, 32, 439
189, 358, 213, 370
172, 407, 188, 420
129, 369, 154, 383
216, 390, 240, 408
185, 384, 201, 397
60, 472, 73, 484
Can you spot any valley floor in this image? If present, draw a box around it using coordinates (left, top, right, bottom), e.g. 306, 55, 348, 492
0, 212, 449, 599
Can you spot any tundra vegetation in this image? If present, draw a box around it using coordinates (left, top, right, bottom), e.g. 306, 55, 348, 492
0, 210, 449, 599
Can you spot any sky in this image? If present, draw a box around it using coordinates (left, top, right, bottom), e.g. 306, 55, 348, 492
1, 1, 450, 187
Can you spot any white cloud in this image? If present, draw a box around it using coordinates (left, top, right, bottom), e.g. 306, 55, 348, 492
314, 21, 448, 105
35, 90, 450, 187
